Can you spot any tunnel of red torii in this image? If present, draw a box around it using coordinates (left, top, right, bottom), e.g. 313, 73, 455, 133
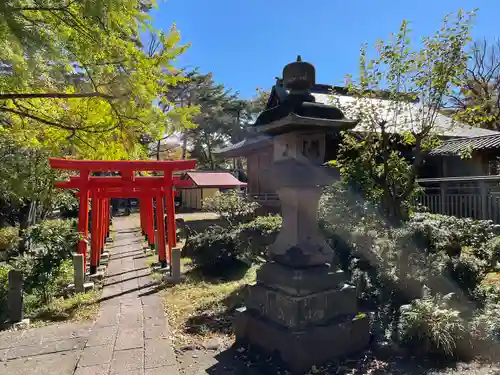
49, 158, 197, 274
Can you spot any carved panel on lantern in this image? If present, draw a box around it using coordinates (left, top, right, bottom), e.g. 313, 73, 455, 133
301, 134, 326, 164
274, 133, 300, 161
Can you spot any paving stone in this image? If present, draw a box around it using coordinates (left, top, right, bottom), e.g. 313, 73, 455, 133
144, 326, 168, 341
120, 298, 143, 309
0, 349, 8, 362
0, 350, 81, 375
79, 345, 114, 367
144, 366, 178, 375
101, 286, 123, 300
95, 309, 121, 327
121, 280, 139, 291
145, 338, 177, 369
110, 348, 144, 374
86, 325, 118, 347
142, 305, 165, 320
119, 310, 144, 328
115, 327, 144, 350
104, 276, 121, 286
40, 324, 93, 342
111, 370, 143, 375
74, 364, 110, 375
0, 331, 41, 349
6, 337, 87, 359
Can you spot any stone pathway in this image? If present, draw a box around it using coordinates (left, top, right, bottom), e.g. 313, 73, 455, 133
0, 216, 178, 375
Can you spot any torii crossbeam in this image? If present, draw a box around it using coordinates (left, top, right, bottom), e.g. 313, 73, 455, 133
49, 158, 196, 274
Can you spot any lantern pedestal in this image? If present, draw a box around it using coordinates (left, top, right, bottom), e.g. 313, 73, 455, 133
234, 183, 370, 373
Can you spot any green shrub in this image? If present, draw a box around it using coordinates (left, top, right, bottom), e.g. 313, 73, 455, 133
12, 219, 80, 303
478, 236, 500, 269
408, 213, 499, 255
0, 226, 20, 258
54, 259, 74, 294
238, 215, 282, 259
470, 303, 500, 344
476, 272, 500, 304
239, 215, 282, 234
184, 215, 283, 269
398, 294, 465, 357
0, 264, 11, 319
184, 225, 243, 269
446, 254, 486, 295
202, 190, 259, 226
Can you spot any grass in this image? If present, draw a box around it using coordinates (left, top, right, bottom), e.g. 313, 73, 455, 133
26, 290, 100, 327
164, 257, 256, 347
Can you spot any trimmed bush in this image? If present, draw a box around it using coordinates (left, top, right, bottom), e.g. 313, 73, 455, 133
408, 213, 500, 255
184, 215, 283, 269
238, 215, 282, 259
239, 215, 282, 234
184, 225, 242, 269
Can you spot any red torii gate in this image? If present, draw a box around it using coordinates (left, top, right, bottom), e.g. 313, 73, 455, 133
49, 158, 196, 273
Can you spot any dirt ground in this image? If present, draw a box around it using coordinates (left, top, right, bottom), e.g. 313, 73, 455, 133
174, 344, 500, 375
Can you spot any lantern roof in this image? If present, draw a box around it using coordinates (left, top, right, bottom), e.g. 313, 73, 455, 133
252, 56, 358, 135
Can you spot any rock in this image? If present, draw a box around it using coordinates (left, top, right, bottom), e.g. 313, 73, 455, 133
203, 337, 221, 351
178, 344, 197, 352
11, 318, 30, 330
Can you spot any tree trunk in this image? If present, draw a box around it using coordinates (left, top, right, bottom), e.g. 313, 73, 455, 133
181, 133, 188, 159
206, 138, 215, 170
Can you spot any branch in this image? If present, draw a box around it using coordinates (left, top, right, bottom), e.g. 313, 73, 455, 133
12, 6, 69, 11
0, 92, 115, 100
0, 106, 117, 134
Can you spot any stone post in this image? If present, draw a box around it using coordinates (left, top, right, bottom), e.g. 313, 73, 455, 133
73, 253, 85, 293
8, 270, 24, 323
171, 247, 181, 283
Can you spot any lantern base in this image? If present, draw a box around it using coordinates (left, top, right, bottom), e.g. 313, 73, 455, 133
234, 262, 369, 373
234, 308, 369, 374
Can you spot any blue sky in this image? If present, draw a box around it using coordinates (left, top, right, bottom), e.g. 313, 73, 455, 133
151, 0, 499, 99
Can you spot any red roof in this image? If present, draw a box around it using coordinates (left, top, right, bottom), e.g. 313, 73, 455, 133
185, 172, 247, 188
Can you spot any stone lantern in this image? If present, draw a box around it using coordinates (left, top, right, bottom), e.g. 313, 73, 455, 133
234, 56, 370, 373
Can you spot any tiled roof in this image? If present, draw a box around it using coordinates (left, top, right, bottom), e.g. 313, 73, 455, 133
429, 133, 500, 155
185, 171, 246, 188
214, 90, 500, 157
213, 135, 272, 156
313, 93, 500, 138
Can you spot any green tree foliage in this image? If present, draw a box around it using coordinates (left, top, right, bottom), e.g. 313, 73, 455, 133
0, 134, 74, 250
333, 10, 475, 222
160, 69, 269, 169
449, 39, 500, 130
0, 0, 197, 159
